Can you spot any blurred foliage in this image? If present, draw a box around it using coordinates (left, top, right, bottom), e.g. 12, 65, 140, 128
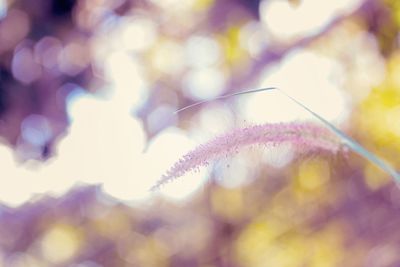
1, 0, 400, 266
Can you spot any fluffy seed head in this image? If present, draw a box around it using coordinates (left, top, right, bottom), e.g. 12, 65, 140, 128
151, 122, 342, 190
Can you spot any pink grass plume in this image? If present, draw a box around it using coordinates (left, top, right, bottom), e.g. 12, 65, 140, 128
150, 86, 400, 191
151, 122, 342, 190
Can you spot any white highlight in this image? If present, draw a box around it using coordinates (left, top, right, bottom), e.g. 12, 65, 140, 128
185, 35, 221, 68
244, 50, 348, 125
182, 68, 226, 100
0, 92, 207, 206
0, 0, 7, 19
120, 17, 157, 52
260, 0, 362, 42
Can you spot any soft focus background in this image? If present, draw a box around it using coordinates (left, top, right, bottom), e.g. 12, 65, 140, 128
1, 0, 400, 266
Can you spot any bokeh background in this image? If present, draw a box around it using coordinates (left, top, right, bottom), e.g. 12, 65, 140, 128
1, 0, 400, 266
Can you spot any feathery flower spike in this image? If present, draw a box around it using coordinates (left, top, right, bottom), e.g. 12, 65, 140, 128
152, 87, 400, 190
151, 122, 342, 190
